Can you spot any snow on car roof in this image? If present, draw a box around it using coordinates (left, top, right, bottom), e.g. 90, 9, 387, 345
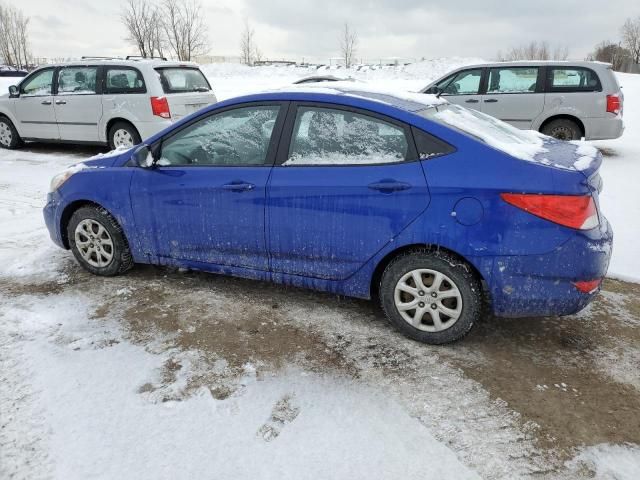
267, 82, 448, 113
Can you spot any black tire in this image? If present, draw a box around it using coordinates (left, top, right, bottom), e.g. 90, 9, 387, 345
541, 118, 582, 141
0, 116, 23, 149
67, 206, 134, 276
107, 121, 141, 150
379, 250, 482, 344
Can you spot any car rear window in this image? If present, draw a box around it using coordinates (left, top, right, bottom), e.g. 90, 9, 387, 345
548, 67, 601, 92
419, 104, 546, 161
156, 68, 211, 93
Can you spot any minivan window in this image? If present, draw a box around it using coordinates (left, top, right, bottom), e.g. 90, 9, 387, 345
487, 67, 539, 94
286, 106, 409, 166
437, 69, 483, 95
156, 68, 211, 93
57, 67, 98, 95
105, 68, 146, 94
20, 69, 54, 96
548, 67, 601, 92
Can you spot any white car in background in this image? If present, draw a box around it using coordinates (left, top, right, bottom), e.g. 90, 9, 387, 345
422, 61, 624, 141
0, 58, 217, 150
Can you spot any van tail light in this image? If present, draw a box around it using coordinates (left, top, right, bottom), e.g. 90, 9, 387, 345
501, 193, 598, 230
151, 96, 171, 119
606, 94, 621, 115
573, 279, 602, 294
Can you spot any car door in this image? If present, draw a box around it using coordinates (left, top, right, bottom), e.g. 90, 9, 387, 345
425, 68, 485, 111
267, 103, 430, 281
129, 102, 285, 270
481, 66, 545, 129
54, 65, 103, 142
14, 68, 59, 140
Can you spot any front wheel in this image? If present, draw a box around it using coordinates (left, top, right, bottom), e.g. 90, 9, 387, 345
0, 116, 23, 149
67, 206, 134, 276
379, 251, 482, 344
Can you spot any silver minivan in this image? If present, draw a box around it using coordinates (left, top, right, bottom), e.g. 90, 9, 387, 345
0, 58, 217, 150
422, 61, 624, 140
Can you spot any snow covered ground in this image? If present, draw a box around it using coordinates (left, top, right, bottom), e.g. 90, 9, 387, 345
1, 60, 640, 479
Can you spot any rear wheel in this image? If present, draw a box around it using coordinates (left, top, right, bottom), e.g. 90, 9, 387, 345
379, 250, 482, 344
0, 116, 23, 149
108, 121, 141, 150
67, 206, 133, 276
541, 118, 582, 141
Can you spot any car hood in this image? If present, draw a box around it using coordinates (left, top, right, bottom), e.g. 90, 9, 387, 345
84, 147, 134, 168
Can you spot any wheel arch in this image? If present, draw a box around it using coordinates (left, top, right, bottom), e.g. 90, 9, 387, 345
60, 200, 123, 249
369, 243, 489, 302
538, 114, 585, 138
105, 117, 140, 144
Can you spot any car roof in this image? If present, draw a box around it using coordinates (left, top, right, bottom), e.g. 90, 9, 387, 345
224, 82, 448, 113
448, 60, 612, 70
28, 59, 200, 70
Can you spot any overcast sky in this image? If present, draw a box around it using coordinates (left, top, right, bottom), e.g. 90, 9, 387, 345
17, 0, 638, 62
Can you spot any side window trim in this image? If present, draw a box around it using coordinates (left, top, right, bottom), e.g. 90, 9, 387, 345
103, 66, 147, 95
274, 101, 418, 167
54, 65, 103, 96
19, 67, 56, 97
153, 101, 289, 168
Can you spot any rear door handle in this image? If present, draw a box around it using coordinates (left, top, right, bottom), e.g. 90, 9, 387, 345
368, 181, 412, 193
465, 99, 479, 103
41, 100, 52, 105
222, 182, 255, 192
55, 100, 67, 105
484, 99, 498, 103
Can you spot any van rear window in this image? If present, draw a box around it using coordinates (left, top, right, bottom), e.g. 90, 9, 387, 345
156, 67, 211, 93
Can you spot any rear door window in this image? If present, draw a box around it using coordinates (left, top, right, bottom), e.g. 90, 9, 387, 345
547, 67, 601, 92
487, 67, 539, 94
104, 67, 146, 94
57, 67, 99, 95
285, 106, 410, 166
156, 68, 211, 93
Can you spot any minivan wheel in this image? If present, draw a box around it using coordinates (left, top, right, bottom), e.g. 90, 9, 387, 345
0, 116, 23, 149
108, 122, 141, 150
541, 119, 582, 141
67, 206, 134, 276
379, 250, 482, 344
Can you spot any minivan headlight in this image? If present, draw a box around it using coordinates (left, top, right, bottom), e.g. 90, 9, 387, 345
49, 164, 86, 193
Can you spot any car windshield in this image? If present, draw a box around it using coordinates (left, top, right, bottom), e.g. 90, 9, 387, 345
156, 67, 211, 93
418, 103, 547, 160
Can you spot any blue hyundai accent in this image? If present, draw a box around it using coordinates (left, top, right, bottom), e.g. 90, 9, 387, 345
43, 85, 613, 344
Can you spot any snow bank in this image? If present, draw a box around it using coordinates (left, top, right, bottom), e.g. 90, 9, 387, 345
567, 443, 640, 479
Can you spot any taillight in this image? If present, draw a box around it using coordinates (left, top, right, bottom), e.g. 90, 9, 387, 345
501, 193, 598, 230
606, 94, 621, 115
151, 96, 171, 119
573, 279, 602, 294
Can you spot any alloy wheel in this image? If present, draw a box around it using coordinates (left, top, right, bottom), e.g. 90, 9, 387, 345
394, 268, 463, 332
74, 219, 114, 268
0, 122, 12, 147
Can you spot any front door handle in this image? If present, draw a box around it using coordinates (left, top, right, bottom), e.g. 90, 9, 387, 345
465, 99, 479, 103
41, 100, 52, 105
484, 99, 498, 103
55, 100, 67, 105
222, 182, 255, 192
368, 180, 412, 193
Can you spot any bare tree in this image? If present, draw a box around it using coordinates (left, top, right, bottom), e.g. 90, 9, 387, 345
240, 19, 263, 66
340, 22, 358, 68
622, 16, 640, 64
497, 41, 569, 61
162, 0, 209, 61
0, 2, 31, 69
121, 0, 166, 58
587, 40, 631, 71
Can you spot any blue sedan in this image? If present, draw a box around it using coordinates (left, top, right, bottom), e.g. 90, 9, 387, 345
43, 85, 613, 344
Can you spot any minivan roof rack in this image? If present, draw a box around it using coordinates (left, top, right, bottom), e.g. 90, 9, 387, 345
80, 56, 122, 60
126, 55, 168, 61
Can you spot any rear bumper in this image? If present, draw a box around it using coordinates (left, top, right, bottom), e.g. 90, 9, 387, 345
584, 116, 624, 140
488, 217, 613, 317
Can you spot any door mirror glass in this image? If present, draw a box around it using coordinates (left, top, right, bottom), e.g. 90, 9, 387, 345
133, 144, 155, 168
8, 85, 19, 97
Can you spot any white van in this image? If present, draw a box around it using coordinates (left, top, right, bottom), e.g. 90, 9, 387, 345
422, 61, 623, 141
0, 58, 217, 150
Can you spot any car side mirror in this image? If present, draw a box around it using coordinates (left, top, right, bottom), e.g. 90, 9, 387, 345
8, 85, 19, 98
132, 144, 156, 168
